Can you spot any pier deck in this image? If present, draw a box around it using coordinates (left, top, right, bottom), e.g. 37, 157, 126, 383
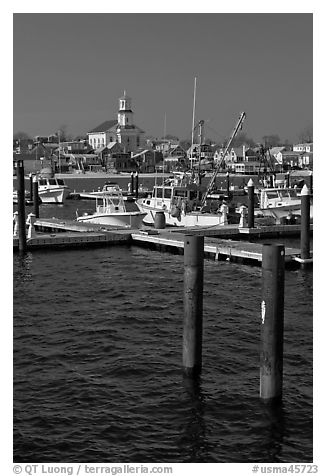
132, 230, 303, 267
13, 218, 312, 268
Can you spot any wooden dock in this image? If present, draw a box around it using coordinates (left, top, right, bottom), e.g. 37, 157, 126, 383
131, 229, 305, 268
13, 217, 312, 268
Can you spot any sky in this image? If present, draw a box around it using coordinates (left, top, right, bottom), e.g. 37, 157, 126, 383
13, 12, 313, 144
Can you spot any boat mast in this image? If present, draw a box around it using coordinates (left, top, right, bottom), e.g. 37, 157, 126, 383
190, 77, 197, 170
163, 112, 166, 193
198, 119, 204, 185
200, 111, 246, 206
58, 130, 61, 174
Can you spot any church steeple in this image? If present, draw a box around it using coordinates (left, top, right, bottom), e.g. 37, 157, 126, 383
118, 91, 133, 127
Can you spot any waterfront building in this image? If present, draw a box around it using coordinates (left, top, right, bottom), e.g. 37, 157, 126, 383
131, 149, 163, 173
87, 92, 145, 153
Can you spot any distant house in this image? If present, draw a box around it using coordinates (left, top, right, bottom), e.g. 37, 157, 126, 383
131, 149, 162, 173
293, 142, 313, 153
214, 146, 260, 171
154, 139, 179, 155
187, 144, 214, 164
298, 151, 313, 169
13, 138, 34, 154
269, 146, 286, 164
279, 150, 301, 169
87, 92, 145, 153
61, 140, 90, 155
166, 144, 186, 158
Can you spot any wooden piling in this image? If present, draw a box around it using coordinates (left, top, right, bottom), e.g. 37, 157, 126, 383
226, 172, 230, 198
286, 172, 290, 188
300, 185, 310, 261
33, 177, 40, 218
260, 244, 285, 403
135, 172, 139, 199
183, 235, 204, 377
16, 161, 27, 252
29, 173, 33, 202
131, 172, 134, 194
247, 178, 255, 228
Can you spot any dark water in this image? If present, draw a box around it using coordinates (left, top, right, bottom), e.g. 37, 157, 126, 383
13, 200, 313, 463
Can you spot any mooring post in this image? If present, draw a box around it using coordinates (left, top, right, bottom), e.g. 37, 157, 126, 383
131, 172, 134, 194
16, 160, 27, 252
247, 178, 255, 228
29, 173, 33, 202
286, 171, 290, 188
226, 172, 230, 198
300, 184, 311, 261
33, 176, 40, 218
183, 234, 204, 377
260, 244, 285, 403
135, 171, 139, 199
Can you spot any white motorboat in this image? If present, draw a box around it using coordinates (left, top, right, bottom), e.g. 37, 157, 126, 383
35, 169, 70, 204
37, 176, 70, 204
256, 187, 313, 222
76, 183, 146, 228
136, 173, 228, 227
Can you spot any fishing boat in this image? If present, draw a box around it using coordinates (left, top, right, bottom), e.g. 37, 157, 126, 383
76, 183, 146, 228
136, 173, 229, 227
35, 168, 70, 204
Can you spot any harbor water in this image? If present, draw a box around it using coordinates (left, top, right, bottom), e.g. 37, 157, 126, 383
13, 198, 313, 463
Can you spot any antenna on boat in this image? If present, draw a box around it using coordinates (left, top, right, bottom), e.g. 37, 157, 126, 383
190, 77, 197, 170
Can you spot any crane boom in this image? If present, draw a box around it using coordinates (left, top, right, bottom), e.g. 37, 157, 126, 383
201, 111, 246, 206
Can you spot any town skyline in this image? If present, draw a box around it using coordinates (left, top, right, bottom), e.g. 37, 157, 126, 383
13, 13, 312, 144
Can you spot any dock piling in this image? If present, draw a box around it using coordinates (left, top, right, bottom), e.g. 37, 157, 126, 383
226, 172, 230, 198
131, 172, 134, 194
29, 173, 33, 202
260, 244, 285, 403
135, 172, 139, 199
183, 235, 204, 377
247, 178, 255, 228
33, 176, 40, 218
300, 185, 311, 261
26, 213, 36, 239
16, 160, 27, 252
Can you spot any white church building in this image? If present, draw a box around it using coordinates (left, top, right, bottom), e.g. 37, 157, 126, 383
87, 92, 145, 153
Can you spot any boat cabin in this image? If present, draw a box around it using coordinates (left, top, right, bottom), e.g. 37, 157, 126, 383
38, 177, 66, 188
259, 188, 299, 209
96, 184, 126, 214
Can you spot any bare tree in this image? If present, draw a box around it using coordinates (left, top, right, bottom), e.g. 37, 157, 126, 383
13, 131, 31, 140
298, 125, 313, 143
262, 134, 281, 148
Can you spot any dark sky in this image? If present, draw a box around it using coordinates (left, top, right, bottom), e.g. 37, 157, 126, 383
13, 13, 312, 143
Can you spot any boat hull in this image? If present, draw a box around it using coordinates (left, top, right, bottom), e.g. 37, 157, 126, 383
77, 211, 146, 229
139, 203, 225, 227
258, 204, 313, 222
38, 187, 70, 204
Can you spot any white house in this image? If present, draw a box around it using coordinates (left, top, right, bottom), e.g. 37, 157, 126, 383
293, 143, 313, 153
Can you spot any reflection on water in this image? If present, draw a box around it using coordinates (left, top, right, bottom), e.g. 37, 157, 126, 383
180, 376, 207, 462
